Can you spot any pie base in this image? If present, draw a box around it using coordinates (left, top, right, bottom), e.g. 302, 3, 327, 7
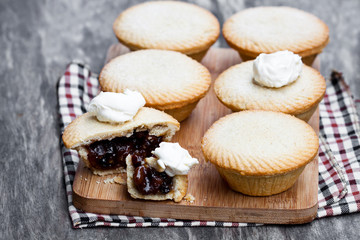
216, 165, 307, 196
295, 103, 319, 122
165, 100, 199, 122
125, 45, 210, 62
187, 49, 209, 62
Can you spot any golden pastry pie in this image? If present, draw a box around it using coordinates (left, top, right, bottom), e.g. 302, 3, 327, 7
113, 1, 220, 61
223, 7, 329, 65
214, 61, 326, 121
99, 49, 211, 122
201, 110, 319, 196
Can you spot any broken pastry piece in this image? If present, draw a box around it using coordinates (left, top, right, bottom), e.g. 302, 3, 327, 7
62, 106, 180, 176
127, 142, 198, 202
62, 90, 178, 175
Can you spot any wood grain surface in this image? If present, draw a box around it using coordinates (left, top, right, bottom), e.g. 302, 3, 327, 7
2, 0, 360, 239
73, 45, 319, 224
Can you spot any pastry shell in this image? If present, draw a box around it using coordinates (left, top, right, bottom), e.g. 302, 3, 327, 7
223, 7, 329, 65
99, 50, 211, 122
214, 61, 326, 122
113, 1, 220, 62
62, 107, 180, 175
201, 110, 319, 196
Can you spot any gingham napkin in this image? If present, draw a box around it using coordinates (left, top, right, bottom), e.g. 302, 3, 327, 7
58, 62, 360, 228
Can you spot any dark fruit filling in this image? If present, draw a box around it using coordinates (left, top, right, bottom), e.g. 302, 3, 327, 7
132, 156, 173, 195
86, 131, 161, 170
86, 131, 173, 194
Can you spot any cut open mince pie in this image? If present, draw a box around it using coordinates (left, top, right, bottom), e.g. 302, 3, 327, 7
62, 107, 189, 202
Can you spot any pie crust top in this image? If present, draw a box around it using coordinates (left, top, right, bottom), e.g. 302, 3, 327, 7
62, 107, 180, 149
99, 49, 211, 110
223, 7, 329, 57
214, 61, 326, 115
113, 1, 220, 54
201, 110, 319, 176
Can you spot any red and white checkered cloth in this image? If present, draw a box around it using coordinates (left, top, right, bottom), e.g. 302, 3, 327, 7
58, 62, 360, 228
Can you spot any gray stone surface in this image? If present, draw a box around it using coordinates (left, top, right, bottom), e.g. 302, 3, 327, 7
0, 0, 359, 239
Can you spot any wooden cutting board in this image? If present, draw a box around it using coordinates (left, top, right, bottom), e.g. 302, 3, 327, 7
72, 44, 319, 224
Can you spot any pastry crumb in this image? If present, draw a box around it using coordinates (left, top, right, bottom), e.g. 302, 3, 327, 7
114, 175, 126, 185
184, 194, 195, 203
96, 181, 100, 184
103, 178, 115, 184
103, 174, 126, 184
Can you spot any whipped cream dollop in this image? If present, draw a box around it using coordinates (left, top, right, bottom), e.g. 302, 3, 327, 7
88, 90, 146, 123
152, 142, 199, 177
253, 50, 302, 88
